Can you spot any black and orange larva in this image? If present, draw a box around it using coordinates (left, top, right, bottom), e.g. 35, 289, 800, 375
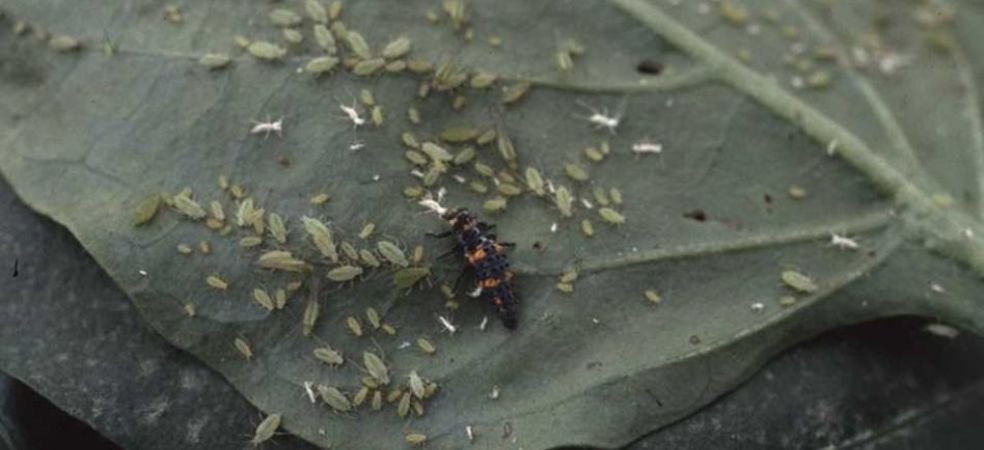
430, 208, 518, 329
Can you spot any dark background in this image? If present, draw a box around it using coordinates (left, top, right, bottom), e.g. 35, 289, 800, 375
1, 174, 983, 450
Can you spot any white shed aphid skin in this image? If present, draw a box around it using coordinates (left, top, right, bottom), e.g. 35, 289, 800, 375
250, 116, 283, 139
304, 381, 317, 403
337, 99, 366, 128
829, 233, 860, 250
467, 286, 483, 298
631, 139, 663, 155
575, 98, 626, 134
437, 315, 457, 335
479, 316, 489, 331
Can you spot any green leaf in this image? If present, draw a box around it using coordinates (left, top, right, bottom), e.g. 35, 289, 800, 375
4, 0, 984, 449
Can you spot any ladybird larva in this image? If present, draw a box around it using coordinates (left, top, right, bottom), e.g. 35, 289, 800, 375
314, 346, 344, 366
555, 187, 574, 217
305, 0, 328, 23
416, 338, 436, 355
247, 41, 287, 61
305, 56, 339, 74
302, 299, 319, 336
250, 413, 281, 446
206, 275, 228, 290
781, 270, 818, 293
256, 250, 308, 272
133, 194, 161, 226
393, 267, 430, 289
198, 53, 230, 69
598, 207, 626, 224
253, 288, 275, 311
234, 337, 252, 360
364, 351, 390, 384
269, 9, 302, 27
344, 31, 371, 59
346, 316, 364, 336
501, 82, 531, 104
382, 36, 412, 59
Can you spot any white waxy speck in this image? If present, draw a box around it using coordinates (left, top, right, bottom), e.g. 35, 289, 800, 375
488, 385, 500, 400
438, 315, 457, 335
827, 139, 839, 156
372, 174, 381, 181
304, 381, 317, 403
750, 302, 765, 313
965, 228, 975, 239
250, 117, 284, 138
453, 174, 466, 184
479, 316, 489, 331
924, 323, 959, 339
139, 270, 148, 276
468, 286, 483, 298
466, 426, 475, 441
591, 318, 600, 324
581, 198, 594, 209
830, 233, 860, 250
398, 341, 411, 349
930, 283, 945, 293
550, 222, 558, 233
632, 140, 663, 155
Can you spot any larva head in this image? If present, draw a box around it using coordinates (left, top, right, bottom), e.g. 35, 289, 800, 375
443, 208, 477, 231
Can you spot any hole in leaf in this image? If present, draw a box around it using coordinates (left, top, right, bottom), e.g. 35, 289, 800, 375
636, 59, 664, 75
683, 209, 707, 222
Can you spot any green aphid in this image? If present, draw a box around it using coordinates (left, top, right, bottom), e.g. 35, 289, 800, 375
564, 163, 589, 181
344, 31, 372, 59
327, 265, 363, 282
305, 0, 328, 23
360, 249, 381, 267
198, 53, 231, 70
483, 197, 508, 213
313, 24, 337, 53
247, 41, 286, 61
598, 207, 626, 224
580, 219, 595, 237
306, 56, 339, 74
269, 9, 302, 27
501, 82, 531, 104
393, 267, 431, 289
282, 28, 304, 44
781, 270, 818, 293
377, 241, 409, 267
453, 147, 477, 165
470, 72, 497, 89
525, 167, 545, 195
439, 127, 480, 143
133, 194, 161, 226
352, 58, 385, 76
382, 36, 412, 59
